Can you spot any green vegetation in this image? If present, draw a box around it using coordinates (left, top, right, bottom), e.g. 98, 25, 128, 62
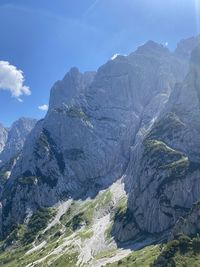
161, 157, 189, 170
23, 207, 55, 244
18, 176, 38, 186
104, 222, 114, 239
152, 235, 200, 267
143, 139, 192, 196
47, 252, 78, 267
148, 112, 185, 140
144, 140, 184, 164
0, 240, 77, 267
5, 224, 26, 246
114, 197, 127, 221
34, 129, 65, 177
95, 249, 117, 260
78, 229, 93, 241
66, 212, 86, 230
67, 106, 90, 122
105, 245, 161, 267
0, 189, 115, 267
61, 190, 113, 233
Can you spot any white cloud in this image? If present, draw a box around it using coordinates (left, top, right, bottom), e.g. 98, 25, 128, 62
0, 61, 31, 100
38, 104, 48, 111
111, 53, 119, 60
164, 42, 169, 47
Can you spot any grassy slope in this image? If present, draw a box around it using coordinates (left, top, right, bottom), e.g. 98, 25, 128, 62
1, 187, 200, 267
0, 189, 114, 267
152, 235, 200, 267
104, 245, 161, 267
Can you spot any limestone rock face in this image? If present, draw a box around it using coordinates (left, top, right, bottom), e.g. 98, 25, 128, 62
0, 118, 37, 167
0, 40, 187, 236
0, 124, 7, 155
0, 118, 37, 200
175, 35, 200, 60
171, 201, 200, 238
115, 43, 200, 242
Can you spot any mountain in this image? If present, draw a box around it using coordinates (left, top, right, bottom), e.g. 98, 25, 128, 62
175, 35, 200, 60
113, 44, 200, 243
0, 124, 8, 155
0, 118, 37, 195
0, 36, 200, 267
0, 40, 186, 233
0, 118, 37, 167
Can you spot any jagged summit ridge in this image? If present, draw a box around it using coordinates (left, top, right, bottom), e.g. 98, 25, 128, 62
135, 40, 170, 55
49, 67, 96, 110
114, 41, 200, 242
1, 37, 200, 258
0, 38, 191, 239
175, 35, 200, 59
0, 117, 37, 166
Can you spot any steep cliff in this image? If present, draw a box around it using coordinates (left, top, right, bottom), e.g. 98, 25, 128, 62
0, 118, 37, 167
114, 44, 200, 243
0, 40, 187, 238
0, 124, 7, 155
1, 37, 200, 267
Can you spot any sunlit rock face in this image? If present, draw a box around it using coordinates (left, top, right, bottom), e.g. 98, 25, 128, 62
0, 118, 37, 167
0, 118, 37, 215
175, 35, 200, 60
0, 124, 7, 155
0, 39, 192, 237
114, 43, 200, 242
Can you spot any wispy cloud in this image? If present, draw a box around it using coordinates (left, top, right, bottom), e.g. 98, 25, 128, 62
38, 104, 48, 111
0, 61, 31, 101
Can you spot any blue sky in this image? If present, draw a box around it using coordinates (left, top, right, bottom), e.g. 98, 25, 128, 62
0, 0, 199, 126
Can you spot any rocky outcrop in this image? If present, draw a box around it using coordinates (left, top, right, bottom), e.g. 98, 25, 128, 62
0, 124, 7, 155
175, 35, 200, 60
0, 118, 37, 167
171, 201, 200, 238
0, 40, 188, 237
114, 43, 200, 242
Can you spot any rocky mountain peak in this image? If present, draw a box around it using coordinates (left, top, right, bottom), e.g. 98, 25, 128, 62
190, 44, 200, 67
0, 117, 37, 167
175, 35, 200, 60
135, 40, 169, 55
1, 37, 200, 266
49, 67, 95, 110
